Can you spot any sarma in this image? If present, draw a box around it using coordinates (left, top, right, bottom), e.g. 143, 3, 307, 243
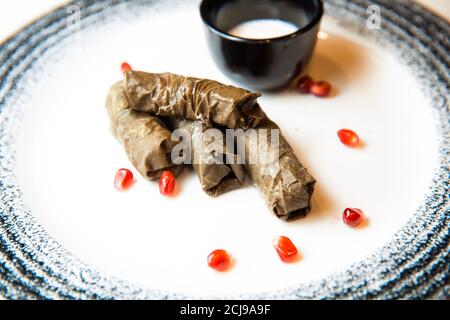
169, 119, 246, 196
123, 71, 265, 129
106, 82, 180, 180
241, 117, 316, 221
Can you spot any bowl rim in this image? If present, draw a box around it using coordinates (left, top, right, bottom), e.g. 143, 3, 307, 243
199, 0, 324, 43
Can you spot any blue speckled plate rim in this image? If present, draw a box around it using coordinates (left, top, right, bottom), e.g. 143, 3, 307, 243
0, 0, 448, 299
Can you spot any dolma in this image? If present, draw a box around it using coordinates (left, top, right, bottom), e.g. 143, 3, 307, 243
169, 119, 246, 197
106, 82, 180, 180
119, 71, 316, 220
123, 71, 266, 129
241, 117, 316, 221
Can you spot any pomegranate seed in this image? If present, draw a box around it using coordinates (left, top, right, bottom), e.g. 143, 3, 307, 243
207, 249, 231, 272
159, 170, 176, 196
343, 208, 365, 227
273, 236, 298, 263
310, 81, 332, 97
121, 62, 132, 73
114, 168, 134, 191
297, 76, 315, 94
338, 129, 360, 147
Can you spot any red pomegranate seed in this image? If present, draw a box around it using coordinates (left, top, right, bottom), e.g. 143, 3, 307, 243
310, 81, 332, 97
121, 62, 132, 73
159, 170, 176, 196
114, 168, 134, 191
207, 249, 231, 272
343, 208, 365, 227
297, 76, 315, 94
273, 236, 298, 263
338, 129, 360, 147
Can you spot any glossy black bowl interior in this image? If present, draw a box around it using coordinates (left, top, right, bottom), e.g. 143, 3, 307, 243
200, 0, 323, 91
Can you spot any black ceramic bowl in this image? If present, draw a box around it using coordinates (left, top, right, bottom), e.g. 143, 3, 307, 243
200, 0, 323, 91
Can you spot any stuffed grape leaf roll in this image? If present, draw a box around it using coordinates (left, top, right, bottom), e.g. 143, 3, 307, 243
106, 82, 180, 180
240, 117, 316, 220
123, 71, 265, 130
169, 119, 246, 197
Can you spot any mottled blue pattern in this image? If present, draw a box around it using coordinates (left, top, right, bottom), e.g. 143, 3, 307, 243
0, 0, 448, 299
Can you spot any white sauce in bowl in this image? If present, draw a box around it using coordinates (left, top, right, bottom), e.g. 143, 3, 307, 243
228, 19, 299, 39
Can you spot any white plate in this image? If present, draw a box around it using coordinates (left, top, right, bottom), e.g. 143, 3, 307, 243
1, 0, 448, 299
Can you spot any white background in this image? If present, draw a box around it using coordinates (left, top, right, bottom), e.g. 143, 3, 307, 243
0, 0, 449, 43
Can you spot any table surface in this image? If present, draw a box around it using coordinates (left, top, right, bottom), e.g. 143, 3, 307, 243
0, 0, 448, 44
